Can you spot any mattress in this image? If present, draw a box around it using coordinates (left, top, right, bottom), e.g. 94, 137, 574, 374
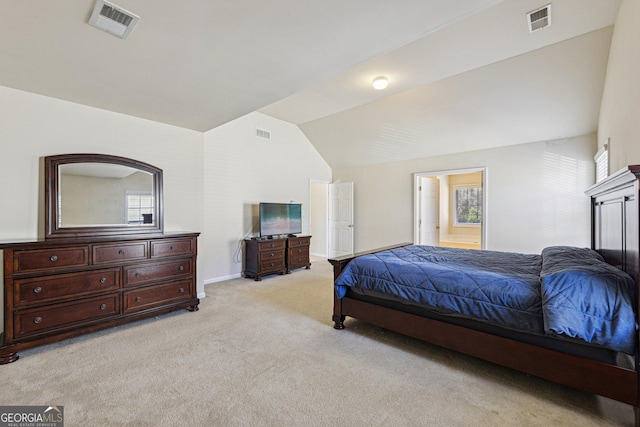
334, 245, 637, 354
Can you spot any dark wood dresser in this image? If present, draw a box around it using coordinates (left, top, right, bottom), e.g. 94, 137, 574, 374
244, 235, 311, 281
286, 235, 311, 273
244, 238, 287, 281
0, 232, 199, 364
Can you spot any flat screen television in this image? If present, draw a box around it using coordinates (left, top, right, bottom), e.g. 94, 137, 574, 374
259, 203, 302, 238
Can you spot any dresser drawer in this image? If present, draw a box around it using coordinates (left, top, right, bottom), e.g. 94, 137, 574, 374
289, 245, 309, 258
123, 280, 193, 313
258, 239, 286, 251
259, 247, 284, 261
259, 257, 285, 273
15, 294, 119, 338
15, 268, 120, 306
151, 239, 195, 258
288, 237, 310, 248
93, 242, 148, 264
123, 259, 192, 287
13, 247, 89, 273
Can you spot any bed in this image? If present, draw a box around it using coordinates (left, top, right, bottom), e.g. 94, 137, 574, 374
329, 165, 640, 426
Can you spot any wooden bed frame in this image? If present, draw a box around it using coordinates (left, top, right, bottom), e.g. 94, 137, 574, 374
329, 165, 640, 425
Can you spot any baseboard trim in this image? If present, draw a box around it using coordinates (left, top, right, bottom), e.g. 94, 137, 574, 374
204, 273, 242, 286
199, 273, 243, 299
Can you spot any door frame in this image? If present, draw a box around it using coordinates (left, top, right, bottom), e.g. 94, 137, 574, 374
413, 167, 487, 249
309, 179, 330, 258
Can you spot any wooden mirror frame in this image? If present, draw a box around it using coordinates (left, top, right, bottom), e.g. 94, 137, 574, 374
45, 153, 164, 239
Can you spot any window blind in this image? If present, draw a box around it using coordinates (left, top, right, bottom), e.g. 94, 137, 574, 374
594, 143, 608, 183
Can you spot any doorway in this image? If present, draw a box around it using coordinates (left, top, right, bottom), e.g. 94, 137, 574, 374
414, 168, 486, 250
309, 179, 329, 258
308, 180, 355, 259
328, 182, 354, 258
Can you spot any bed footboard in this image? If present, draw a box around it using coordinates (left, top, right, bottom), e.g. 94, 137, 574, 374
328, 243, 411, 330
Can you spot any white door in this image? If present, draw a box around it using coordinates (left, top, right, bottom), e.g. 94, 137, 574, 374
419, 177, 439, 246
328, 182, 354, 258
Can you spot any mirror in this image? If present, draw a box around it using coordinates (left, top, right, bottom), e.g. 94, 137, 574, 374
45, 154, 163, 238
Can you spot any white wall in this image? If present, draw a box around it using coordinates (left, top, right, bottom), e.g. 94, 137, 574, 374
0, 87, 332, 292
333, 134, 595, 255
0, 86, 205, 293
202, 112, 331, 283
597, 0, 640, 171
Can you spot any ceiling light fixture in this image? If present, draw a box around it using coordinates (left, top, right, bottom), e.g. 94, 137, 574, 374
372, 76, 389, 90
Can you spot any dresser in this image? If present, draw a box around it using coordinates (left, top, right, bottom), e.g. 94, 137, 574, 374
244, 235, 311, 281
244, 238, 287, 281
0, 232, 199, 364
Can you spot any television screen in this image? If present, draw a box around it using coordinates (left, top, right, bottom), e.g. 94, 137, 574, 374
259, 203, 302, 237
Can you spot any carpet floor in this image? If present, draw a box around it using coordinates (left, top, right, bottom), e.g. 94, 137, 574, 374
0, 257, 634, 426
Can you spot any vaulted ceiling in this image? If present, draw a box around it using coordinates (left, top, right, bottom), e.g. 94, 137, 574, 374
0, 0, 620, 169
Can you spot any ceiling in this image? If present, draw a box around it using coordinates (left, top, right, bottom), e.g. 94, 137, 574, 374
0, 0, 621, 169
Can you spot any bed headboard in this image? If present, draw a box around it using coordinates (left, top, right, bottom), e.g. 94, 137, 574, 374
586, 165, 640, 282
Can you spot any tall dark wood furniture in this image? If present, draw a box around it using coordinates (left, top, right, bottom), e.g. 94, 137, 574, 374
244, 235, 311, 281
0, 154, 199, 364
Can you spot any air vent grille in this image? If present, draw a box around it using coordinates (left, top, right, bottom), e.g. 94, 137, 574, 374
527, 4, 551, 32
88, 0, 140, 39
100, 4, 134, 27
256, 128, 271, 140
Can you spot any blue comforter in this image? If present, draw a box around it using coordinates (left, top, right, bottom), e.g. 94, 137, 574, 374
334, 245, 637, 354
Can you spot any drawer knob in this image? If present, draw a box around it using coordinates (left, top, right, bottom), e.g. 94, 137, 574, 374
179, 265, 184, 271
100, 304, 107, 310
118, 250, 125, 255
170, 246, 174, 250
34, 316, 42, 324
270, 262, 274, 267
270, 253, 274, 257
33, 286, 43, 293
50, 255, 58, 262
99, 277, 107, 283
179, 288, 185, 293
134, 272, 141, 278
135, 297, 142, 302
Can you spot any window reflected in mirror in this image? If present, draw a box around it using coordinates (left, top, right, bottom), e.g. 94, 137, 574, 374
58, 163, 154, 227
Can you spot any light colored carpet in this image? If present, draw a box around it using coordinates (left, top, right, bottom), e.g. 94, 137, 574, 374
0, 257, 634, 426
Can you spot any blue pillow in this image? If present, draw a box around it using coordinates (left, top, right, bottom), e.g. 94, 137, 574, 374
540, 246, 636, 354
540, 246, 605, 275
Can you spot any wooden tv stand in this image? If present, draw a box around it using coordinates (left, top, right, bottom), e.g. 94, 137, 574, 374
244, 235, 311, 281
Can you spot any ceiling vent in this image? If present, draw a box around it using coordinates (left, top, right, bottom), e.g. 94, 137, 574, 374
88, 0, 140, 39
527, 4, 551, 32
